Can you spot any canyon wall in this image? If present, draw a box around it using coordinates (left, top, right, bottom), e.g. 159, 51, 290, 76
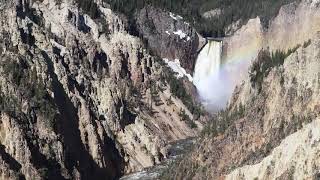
223, 0, 320, 79
136, 6, 206, 74
164, 0, 320, 179
0, 0, 206, 179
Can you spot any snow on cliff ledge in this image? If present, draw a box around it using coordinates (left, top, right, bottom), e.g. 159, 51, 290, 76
169, 12, 183, 20
163, 58, 193, 82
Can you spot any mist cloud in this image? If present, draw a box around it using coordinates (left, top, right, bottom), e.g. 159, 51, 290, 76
193, 41, 251, 112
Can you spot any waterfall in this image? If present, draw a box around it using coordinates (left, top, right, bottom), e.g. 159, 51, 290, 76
193, 40, 228, 110
193, 38, 261, 111
193, 41, 222, 86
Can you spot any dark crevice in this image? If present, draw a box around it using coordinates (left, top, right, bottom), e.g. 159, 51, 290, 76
18, 24, 35, 46
24, 134, 66, 180
75, 0, 101, 19
115, 100, 136, 130
16, 0, 44, 26
40, 50, 123, 179
93, 51, 109, 74
78, 14, 91, 33
0, 144, 23, 172
119, 52, 131, 79
3, 112, 64, 180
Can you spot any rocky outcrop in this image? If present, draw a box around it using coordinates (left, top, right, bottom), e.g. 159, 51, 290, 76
226, 118, 320, 180
215, 0, 320, 113
265, 0, 320, 51
222, 17, 264, 82
136, 6, 206, 74
0, 0, 205, 179
223, 0, 320, 76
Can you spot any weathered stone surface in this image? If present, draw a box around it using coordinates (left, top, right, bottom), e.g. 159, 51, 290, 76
136, 6, 206, 74
0, 0, 205, 179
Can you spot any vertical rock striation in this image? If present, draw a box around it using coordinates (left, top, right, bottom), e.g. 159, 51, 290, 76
0, 0, 206, 179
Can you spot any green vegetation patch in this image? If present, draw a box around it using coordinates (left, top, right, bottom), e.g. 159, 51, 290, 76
103, 0, 298, 37
250, 45, 300, 92
0, 57, 57, 129
201, 104, 245, 137
179, 109, 197, 129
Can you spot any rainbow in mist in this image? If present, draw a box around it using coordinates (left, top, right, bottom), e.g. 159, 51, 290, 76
193, 39, 259, 111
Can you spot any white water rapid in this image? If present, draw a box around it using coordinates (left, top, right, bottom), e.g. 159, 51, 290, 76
193, 40, 232, 111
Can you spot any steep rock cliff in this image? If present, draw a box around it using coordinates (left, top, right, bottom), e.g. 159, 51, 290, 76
0, 0, 206, 179
135, 6, 206, 74
223, 0, 320, 68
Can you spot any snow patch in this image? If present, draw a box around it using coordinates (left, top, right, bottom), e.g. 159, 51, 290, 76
163, 58, 193, 82
165, 30, 171, 35
173, 30, 187, 38
169, 12, 183, 21
173, 30, 191, 41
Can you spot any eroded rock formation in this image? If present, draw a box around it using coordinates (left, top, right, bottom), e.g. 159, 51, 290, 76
0, 0, 206, 179
164, 0, 320, 179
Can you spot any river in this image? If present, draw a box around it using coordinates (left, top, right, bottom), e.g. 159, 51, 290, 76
120, 138, 195, 180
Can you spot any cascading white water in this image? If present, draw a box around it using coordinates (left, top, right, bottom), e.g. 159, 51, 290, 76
192, 31, 265, 111
193, 40, 230, 110
193, 41, 222, 85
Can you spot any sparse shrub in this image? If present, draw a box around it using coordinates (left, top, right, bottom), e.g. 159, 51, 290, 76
38, 168, 49, 179
166, 96, 173, 105
179, 109, 197, 129
179, 109, 189, 121
303, 39, 312, 48
201, 104, 245, 137
250, 46, 300, 92
0, 59, 57, 130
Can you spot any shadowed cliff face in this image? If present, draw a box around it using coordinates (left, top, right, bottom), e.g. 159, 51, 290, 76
0, 0, 207, 179
135, 6, 206, 74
